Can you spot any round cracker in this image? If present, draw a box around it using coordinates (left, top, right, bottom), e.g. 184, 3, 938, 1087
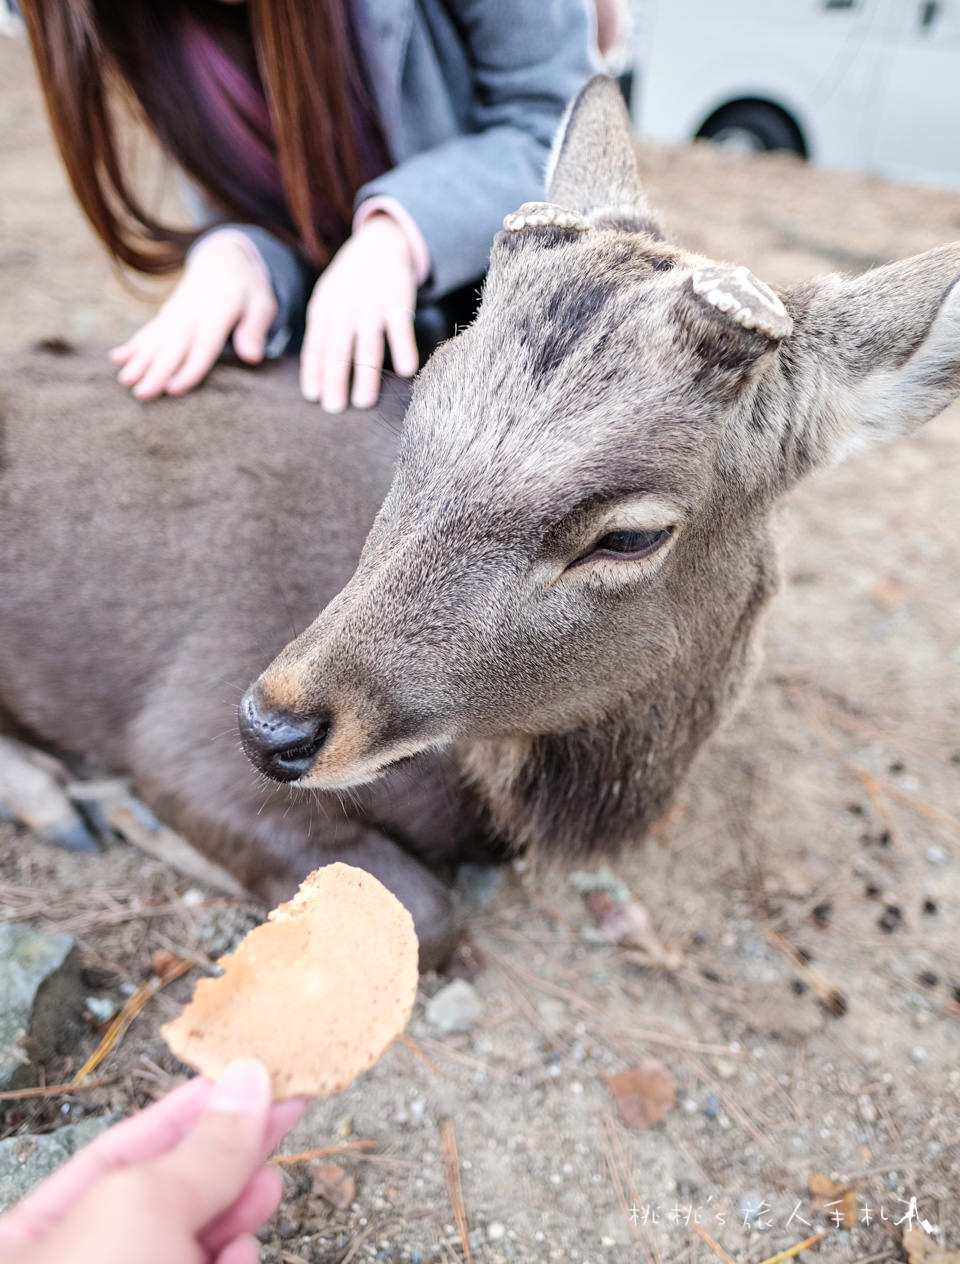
162, 863, 419, 1099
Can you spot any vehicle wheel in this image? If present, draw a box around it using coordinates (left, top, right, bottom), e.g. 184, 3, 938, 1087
698, 103, 805, 157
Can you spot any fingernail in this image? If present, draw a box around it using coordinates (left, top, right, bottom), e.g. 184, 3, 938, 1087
209, 1059, 271, 1113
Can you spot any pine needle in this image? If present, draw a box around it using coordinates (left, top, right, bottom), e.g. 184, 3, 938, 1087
441, 1118, 471, 1262
271, 1141, 376, 1165
71, 957, 192, 1086
756, 1232, 827, 1264
0, 1075, 116, 1101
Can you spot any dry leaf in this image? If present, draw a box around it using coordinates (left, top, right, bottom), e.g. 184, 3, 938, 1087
869, 576, 912, 610
605, 1058, 676, 1130
313, 1163, 356, 1211
583, 891, 683, 968
808, 1172, 857, 1229
152, 949, 190, 983
903, 1228, 960, 1263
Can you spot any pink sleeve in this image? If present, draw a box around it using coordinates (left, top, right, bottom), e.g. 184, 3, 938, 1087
353, 197, 432, 287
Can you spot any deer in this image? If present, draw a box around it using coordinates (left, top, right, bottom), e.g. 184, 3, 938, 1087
1, 77, 958, 969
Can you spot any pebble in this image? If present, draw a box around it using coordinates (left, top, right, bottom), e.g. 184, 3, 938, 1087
486, 1222, 506, 1241
858, 1095, 878, 1124
714, 1058, 737, 1080
0, 923, 81, 1090
738, 1193, 766, 1222
84, 996, 118, 1024
425, 980, 485, 1034
926, 845, 947, 866
910, 1047, 927, 1063
455, 863, 506, 909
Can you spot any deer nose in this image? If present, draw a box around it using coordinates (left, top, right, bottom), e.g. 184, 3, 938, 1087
238, 687, 331, 782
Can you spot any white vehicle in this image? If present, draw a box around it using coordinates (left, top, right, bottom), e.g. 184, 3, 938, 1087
634, 0, 960, 189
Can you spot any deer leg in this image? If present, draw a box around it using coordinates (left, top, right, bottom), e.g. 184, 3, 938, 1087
251, 829, 461, 973
134, 770, 462, 970
0, 735, 99, 852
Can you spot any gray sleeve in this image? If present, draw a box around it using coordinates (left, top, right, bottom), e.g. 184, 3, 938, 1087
355, 0, 598, 299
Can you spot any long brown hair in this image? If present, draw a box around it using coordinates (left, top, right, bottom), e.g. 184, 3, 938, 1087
20, 0, 388, 273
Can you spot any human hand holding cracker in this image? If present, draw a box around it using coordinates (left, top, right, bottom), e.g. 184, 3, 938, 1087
0, 1060, 304, 1264
0, 865, 419, 1264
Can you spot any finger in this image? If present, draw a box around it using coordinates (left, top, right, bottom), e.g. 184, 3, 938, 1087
320, 328, 355, 414
233, 293, 276, 365
200, 1165, 282, 1254
261, 1099, 306, 1161
165, 322, 233, 396
215, 1233, 261, 1264
0, 1077, 212, 1247
131, 332, 194, 400
146, 1059, 273, 1231
299, 309, 328, 403
109, 336, 145, 365
116, 335, 162, 388
385, 308, 419, 378
350, 323, 385, 409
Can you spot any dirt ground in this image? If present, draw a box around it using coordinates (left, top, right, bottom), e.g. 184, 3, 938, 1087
1, 33, 959, 1264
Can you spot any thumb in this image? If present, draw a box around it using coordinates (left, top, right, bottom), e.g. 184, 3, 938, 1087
148, 1059, 273, 1231
232, 293, 276, 365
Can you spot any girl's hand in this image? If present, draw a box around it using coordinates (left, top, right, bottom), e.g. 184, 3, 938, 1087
300, 212, 419, 412
0, 1060, 304, 1264
109, 235, 278, 400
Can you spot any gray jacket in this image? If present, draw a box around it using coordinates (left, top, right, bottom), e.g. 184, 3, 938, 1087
197, 0, 596, 354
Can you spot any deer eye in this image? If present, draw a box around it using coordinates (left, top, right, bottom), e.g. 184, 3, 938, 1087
573, 526, 674, 566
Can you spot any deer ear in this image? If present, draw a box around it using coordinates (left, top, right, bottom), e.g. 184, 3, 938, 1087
778, 245, 960, 478
546, 75, 658, 232
691, 265, 793, 342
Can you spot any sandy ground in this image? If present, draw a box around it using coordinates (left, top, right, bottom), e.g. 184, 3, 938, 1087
1, 33, 959, 1264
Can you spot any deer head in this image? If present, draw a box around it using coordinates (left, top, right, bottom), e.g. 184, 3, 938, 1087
240, 77, 960, 855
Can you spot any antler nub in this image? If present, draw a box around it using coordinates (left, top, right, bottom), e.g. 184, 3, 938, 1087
692, 265, 793, 341
503, 202, 590, 233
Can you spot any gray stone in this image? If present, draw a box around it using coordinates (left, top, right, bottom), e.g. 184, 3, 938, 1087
454, 863, 506, 909
0, 923, 82, 1090
0, 1118, 112, 1213
425, 979, 485, 1034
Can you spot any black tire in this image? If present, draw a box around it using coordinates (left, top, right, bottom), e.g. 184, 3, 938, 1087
698, 102, 806, 157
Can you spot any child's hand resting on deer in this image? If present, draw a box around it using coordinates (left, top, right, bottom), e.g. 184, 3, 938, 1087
0, 1059, 304, 1264
110, 212, 418, 412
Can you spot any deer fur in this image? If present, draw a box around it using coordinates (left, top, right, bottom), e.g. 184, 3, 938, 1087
2, 77, 958, 966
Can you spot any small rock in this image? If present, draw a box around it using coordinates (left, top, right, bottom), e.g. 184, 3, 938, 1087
84, 996, 118, 1025
714, 1058, 737, 1080
486, 1222, 506, 1241
568, 866, 629, 902
857, 1094, 878, 1125
738, 1193, 766, 1222
0, 1118, 111, 1212
877, 905, 903, 934
455, 863, 506, 909
0, 923, 82, 1090
425, 980, 484, 1034
925, 845, 947, 866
